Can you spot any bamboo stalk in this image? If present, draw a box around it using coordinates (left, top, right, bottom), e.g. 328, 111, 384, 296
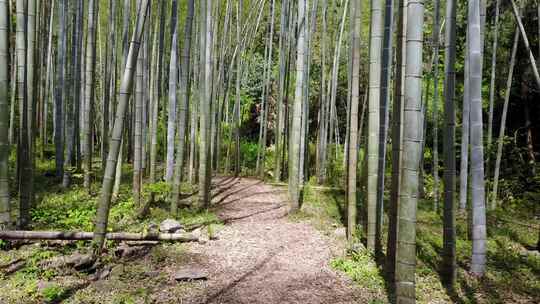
510, 0, 540, 89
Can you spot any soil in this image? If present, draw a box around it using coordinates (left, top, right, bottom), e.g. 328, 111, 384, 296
167, 176, 362, 304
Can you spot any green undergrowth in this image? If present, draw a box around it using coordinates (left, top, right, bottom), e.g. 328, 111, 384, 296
288, 182, 346, 233
331, 248, 385, 292
412, 200, 540, 304
26, 159, 220, 233
1, 158, 220, 303
0, 240, 189, 303
296, 180, 540, 304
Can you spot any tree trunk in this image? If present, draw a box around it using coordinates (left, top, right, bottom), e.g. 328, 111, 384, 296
510, 0, 540, 90
165, 0, 179, 183
212, 0, 231, 173
112, 141, 123, 199
459, 26, 470, 211
8, 51, 16, 147
149, 18, 159, 183
262, 0, 277, 179
62, 0, 81, 188
431, 0, 441, 209
26, 0, 35, 209
442, 0, 457, 288
233, 0, 243, 177
0, 0, 9, 230
83, 0, 98, 191
486, 0, 501, 180
171, 0, 195, 214
101, 0, 116, 171
491, 28, 519, 209
367, 0, 383, 251
346, 0, 361, 240
288, 0, 307, 211
53, 0, 65, 179
387, 1, 406, 280
468, 0, 487, 277
256, 0, 276, 178
41, 0, 54, 154
395, 0, 425, 301
198, 0, 213, 207
316, 0, 328, 184
17, 0, 31, 228
299, 0, 317, 184
274, 0, 289, 183
328, 0, 348, 164
376, 0, 394, 254
93, 0, 150, 252
156, 0, 166, 163
141, 26, 148, 176
188, 31, 199, 184
133, 20, 145, 207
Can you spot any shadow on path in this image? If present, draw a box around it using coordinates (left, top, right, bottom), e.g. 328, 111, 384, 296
220, 203, 287, 224
212, 181, 264, 205
203, 248, 282, 304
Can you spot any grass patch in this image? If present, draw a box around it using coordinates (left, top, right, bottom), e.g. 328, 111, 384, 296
288, 182, 346, 233
1, 158, 219, 303
296, 181, 540, 303
414, 201, 540, 303
41, 284, 66, 302
331, 249, 385, 291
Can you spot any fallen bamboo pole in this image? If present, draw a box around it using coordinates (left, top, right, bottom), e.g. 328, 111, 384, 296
268, 182, 344, 191
0, 231, 199, 242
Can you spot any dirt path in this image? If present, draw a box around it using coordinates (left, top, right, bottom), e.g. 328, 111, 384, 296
173, 176, 361, 304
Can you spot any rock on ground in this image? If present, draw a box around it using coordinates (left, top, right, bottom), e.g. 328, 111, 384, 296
160, 219, 183, 233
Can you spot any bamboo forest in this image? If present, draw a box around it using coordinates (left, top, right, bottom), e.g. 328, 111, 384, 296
1, 0, 540, 303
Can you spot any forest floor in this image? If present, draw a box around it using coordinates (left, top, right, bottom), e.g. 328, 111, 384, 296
165, 176, 364, 303
0, 173, 372, 304
1, 164, 539, 303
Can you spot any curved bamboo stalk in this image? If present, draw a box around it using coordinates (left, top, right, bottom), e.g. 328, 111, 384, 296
486, 0, 501, 177
93, 0, 150, 252
491, 28, 519, 210
510, 0, 540, 89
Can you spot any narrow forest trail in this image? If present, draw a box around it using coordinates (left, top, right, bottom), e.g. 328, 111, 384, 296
170, 176, 362, 304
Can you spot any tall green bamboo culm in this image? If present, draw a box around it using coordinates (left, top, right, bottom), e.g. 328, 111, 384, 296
395, 0, 425, 302
367, 0, 383, 251
347, 0, 361, 240
442, 0, 457, 287
0, 0, 10, 230
468, 0, 487, 277
387, 0, 407, 284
